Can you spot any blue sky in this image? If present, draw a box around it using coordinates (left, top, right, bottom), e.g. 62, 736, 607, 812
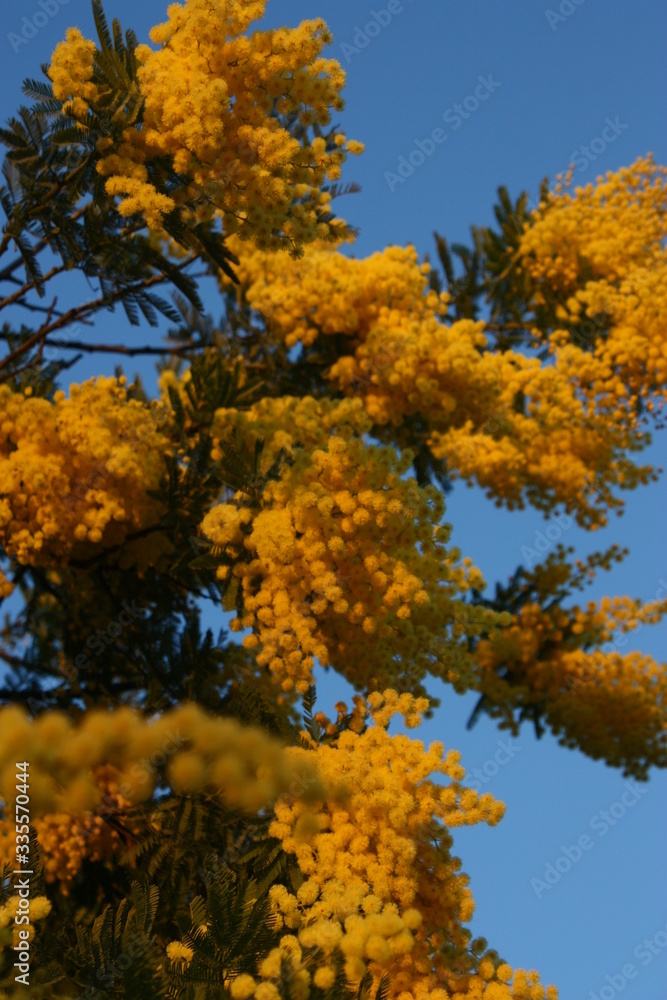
2, 1, 667, 998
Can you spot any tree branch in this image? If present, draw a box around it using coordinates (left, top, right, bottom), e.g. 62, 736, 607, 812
0, 265, 68, 313
0, 257, 198, 378
0, 203, 91, 283
39, 338, 206, 357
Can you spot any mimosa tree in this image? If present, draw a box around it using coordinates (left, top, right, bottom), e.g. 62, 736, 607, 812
0, 2, 665, 997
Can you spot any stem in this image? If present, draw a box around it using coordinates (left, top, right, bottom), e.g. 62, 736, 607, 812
37, 338, 205, 357
0, 204, 90, 283
0, 265, 68, 313
0, 257, 197, 378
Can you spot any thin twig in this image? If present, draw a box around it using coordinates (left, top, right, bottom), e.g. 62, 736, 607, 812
0, 204, 90, 282
38, 338, 205, 357
484, 321, 534, 332
0, 649, 25, 669
0, 258, 197, 376
2, 299, 66, 318
0, 265, 68, 313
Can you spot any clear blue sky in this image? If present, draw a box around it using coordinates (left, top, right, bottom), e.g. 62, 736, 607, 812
2, 1, 666, 998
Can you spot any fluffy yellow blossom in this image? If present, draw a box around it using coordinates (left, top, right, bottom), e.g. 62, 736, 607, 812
222, 240, 445, 348
201, 434, 502, 698
231, 975, 259, 999
0, 703, 326, 819
0, 894, 52, 955
49, 0, 362, 244
166, 941, 195, 964
222, 219, 657, 527
427, 339, 654, 528
21, 765, 134, 893
0, 894, 51, 932
313, 965, 337, 989
48, 27, 98, 118
519, 157, 667, 410
0, 378, 170, 568
267, 691, 554, 1000
474, 576, 667, 778
0, 570, 13, 600
29, 897, 52, 922
519, 156, 666, 292
209, 395, 372, 466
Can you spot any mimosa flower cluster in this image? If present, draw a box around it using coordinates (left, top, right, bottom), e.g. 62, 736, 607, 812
429, 338, 652, 528
201, 435, 502, 697
0, 703, 326, 817
166, 941, 195, 967
473, 554, 667, 778
0, 895, 51, 950
260, 690, 556, 1000
518, 155, 667, 407
24, 765, 134, 892
330, 317, 651, 527
46, 25, 98, 119
518, 156, 666, 290
210, 395, 372, 463
0, 378, 169, 568
223, 239, 447, 349
221, 203, 657, 527
49, 0, 364, 241
0, 570, 13, 600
